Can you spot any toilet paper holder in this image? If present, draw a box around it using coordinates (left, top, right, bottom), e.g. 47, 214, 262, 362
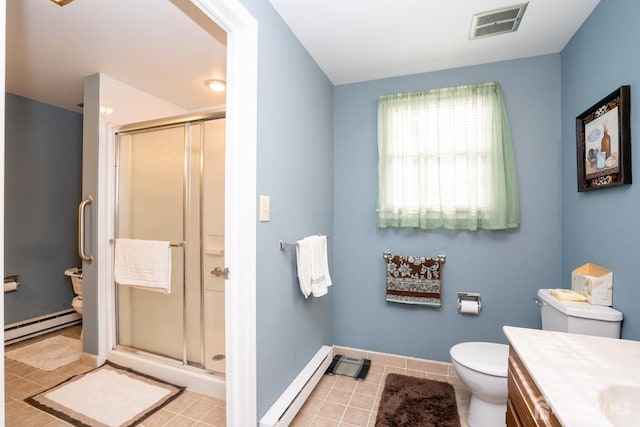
457, 292, 482, 315
4, 274, 20, 294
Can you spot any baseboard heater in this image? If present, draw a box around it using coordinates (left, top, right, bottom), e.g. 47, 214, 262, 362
4, 309, 82, 345
259, 345, 333, 427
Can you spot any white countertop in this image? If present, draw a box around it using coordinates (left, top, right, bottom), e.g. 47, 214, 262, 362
503, 326, 640, 427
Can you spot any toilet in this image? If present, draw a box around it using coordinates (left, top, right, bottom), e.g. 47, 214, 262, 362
450, 288, 623, 427
450, 342, 508, 427
64, 267, 83, 315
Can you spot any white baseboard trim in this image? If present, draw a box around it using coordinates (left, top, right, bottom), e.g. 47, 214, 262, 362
259, 345, 333, 427
4, 309, 81, 345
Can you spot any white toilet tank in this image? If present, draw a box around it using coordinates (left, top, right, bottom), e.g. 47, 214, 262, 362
537, 289, 623, 338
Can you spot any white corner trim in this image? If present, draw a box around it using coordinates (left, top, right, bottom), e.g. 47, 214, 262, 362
191, 1, 258, 426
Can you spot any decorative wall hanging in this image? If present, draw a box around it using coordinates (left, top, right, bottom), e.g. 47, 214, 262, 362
576, 85, 631, 191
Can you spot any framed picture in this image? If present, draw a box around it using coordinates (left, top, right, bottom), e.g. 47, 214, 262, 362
576, 85, 631, 192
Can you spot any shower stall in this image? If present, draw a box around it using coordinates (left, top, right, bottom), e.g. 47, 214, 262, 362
110, 113, 226, 390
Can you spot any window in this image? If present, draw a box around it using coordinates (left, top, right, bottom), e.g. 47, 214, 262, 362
377, 82, 519, 230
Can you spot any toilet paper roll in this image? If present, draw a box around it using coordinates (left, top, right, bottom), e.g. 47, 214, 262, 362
4, 281, 18, 293
459, 300, 480, 314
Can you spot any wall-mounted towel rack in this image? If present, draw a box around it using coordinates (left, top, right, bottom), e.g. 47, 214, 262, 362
109, 238, 186, 248
280, 235, 329, 251
383, 252, 446, 264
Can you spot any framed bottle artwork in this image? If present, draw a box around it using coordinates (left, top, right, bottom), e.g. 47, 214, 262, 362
576, 85, 631, 191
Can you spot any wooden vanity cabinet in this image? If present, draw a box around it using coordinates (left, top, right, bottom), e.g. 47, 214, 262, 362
507, 347, 561, 427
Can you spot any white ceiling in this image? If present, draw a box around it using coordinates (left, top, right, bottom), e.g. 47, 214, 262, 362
6, 0, 601, 114
268, 0, 601, 85
6, 0, 227, 113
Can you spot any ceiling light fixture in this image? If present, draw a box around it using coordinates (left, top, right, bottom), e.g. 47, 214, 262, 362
470, 2, 528, 40
205, 79, 226, 92
50, 0, 75, 6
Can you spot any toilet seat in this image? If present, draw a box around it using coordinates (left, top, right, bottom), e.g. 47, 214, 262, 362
450, 342, 508, 377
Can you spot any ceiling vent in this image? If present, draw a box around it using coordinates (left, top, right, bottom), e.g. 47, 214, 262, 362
470, 2, 528, 40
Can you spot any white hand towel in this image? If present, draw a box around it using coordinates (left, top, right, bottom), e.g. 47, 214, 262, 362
309, 235, 332, 297
296, 235, 332, 298
296, 237, 313, 298
114, 238, 172, 294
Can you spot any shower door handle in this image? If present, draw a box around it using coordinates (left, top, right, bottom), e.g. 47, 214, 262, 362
211, 267, 229, 279
78, 196, 93, 264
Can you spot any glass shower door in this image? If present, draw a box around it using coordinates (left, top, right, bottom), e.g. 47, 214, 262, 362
115, 124, 194, 362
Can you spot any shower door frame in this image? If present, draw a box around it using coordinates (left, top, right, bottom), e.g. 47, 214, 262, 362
113, 113, 223, 371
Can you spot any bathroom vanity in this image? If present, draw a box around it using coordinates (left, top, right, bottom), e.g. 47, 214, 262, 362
504, 326, 640, 427
507, 345, 560, 426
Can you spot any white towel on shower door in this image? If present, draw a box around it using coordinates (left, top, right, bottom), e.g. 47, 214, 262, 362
114, 238, 172, 294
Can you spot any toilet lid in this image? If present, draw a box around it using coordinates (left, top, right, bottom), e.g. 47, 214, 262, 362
450, 342, 508, 377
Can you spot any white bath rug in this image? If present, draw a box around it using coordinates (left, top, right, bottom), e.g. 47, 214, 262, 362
5, 335, 82, 371
26, 362, 184, 427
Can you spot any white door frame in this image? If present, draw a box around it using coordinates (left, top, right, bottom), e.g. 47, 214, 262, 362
218, 1, 259, 420
190, 2, 258, 422
114, 0, 258, 424
175, 2, 259, 423
0, 0, 6, 423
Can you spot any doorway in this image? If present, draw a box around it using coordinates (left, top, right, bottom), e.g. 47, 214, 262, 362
1, 0, 258, 424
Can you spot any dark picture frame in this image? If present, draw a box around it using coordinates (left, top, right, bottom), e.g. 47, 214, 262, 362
576, 85, 631, 192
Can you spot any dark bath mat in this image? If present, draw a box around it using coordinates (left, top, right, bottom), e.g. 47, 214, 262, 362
375, 373, 460, 427
325, 354, 371, 380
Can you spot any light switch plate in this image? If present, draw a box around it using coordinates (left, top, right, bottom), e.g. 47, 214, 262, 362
259, 195, 270, 222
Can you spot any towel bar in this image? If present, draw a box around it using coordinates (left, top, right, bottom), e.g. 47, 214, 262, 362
109, 238, 186, 248
280, 235, 329, 251
383, 252, 446, 264
279, 240, 294, 250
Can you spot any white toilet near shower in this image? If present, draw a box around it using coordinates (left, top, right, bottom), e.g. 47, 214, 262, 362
64, 267, 83, 315
450, 288, 623, 427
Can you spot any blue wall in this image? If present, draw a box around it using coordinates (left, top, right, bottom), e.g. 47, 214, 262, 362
561, 0, 640, 340
239, 0, 335, 418
4, 93, 82, 324
332, 55, 562, 362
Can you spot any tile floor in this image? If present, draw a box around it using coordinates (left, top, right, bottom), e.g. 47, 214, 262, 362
291, 346, 471, 427
4, 326, 226, 427
5, 327, 471, 426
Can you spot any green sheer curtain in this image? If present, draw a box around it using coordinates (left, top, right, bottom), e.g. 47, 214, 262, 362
377, 82, 520, 230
